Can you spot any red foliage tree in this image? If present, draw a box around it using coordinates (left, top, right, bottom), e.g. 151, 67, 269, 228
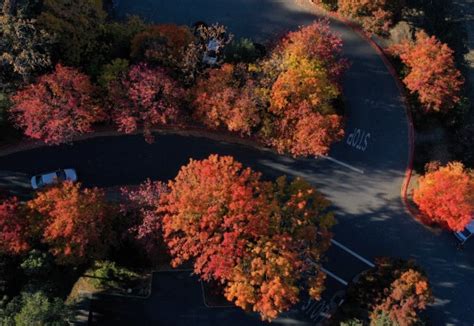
120, 179, 168, 259
0, 197, 30, 255
161, 155, 335, 320
109, 63, 185, 143
192, 64, 260, 135
413, 162, 474, 231
27, 182, 113, 265
372, 269, 432, 326
10, 64, 104, 144
389, 31, 464, 113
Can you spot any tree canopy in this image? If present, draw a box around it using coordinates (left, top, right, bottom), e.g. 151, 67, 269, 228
10, 64, 104, 144
27, 182, 114, 265
161, 155, 335, 320
389, 31, 464, 113
108, 63, 185, 143
413, 162, 474, 231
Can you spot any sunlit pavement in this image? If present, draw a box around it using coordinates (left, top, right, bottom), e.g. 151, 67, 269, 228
1, 1, 473, 324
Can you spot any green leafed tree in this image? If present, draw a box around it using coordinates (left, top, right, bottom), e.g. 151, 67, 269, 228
1, 292, 70, 326
37, 0, 107, 74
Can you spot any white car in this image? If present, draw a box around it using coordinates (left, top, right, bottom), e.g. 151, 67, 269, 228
454, 220, 474, 245
31, 169, 77, 189
202, 38, 221, 66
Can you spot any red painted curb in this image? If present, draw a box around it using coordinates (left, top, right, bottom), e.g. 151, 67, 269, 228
317, 8, 419, 220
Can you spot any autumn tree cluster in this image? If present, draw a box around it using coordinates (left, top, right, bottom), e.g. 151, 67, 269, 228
6, 0, 346, 158
334, 257, 433, 326
0, 154, 337, 320
389, 31, 464, 113
191, 20, 347, 156
10, 14, 347, 156
413, 162, 474, 231
160, 155, 336, 320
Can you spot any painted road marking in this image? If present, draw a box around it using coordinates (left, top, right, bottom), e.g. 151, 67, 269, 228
321, 267, 348, 286
317, 155, 364, 174
330, 239, 375, 268
301, 298, 330, 323
346, 128, 371, 152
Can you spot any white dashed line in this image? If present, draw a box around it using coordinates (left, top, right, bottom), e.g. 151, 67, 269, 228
316, 155, 364, 174
320, 267, 348, 286
330, 239, 375, 267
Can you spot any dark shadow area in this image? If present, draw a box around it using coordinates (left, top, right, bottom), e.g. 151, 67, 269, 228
88, 271, 333, 325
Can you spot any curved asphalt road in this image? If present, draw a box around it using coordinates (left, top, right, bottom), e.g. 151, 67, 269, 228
0, 1, 472, 324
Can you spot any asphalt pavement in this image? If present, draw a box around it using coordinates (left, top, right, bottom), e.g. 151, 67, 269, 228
0, 0, 473, 324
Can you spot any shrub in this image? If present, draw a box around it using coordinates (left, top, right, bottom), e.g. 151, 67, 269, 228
224, 38, 265, 63
98, 58, 129, 89
89, 261, 139, 290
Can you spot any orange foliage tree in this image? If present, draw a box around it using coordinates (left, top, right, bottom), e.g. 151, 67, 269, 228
192, 63, 260, 135
389, 31, 464, 113
0, 197, 30, 255
261, 20, 346, 156
337, 0, 402, 35
413, 162, 474, 231
161, 155, 335, 320
10, 64, 104, 144
27, 182, 114, 265
372, 269, 432, 326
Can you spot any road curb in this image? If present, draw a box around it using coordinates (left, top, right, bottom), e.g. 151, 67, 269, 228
309, 3, 418, 223
0, 125, 274, 158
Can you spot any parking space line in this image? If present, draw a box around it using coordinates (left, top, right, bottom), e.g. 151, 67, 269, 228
316, 155, 364, 174
330, 239, 375, 267
321, 267, 348, 286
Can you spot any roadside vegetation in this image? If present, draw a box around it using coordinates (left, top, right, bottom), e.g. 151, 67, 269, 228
1, 0, 347, 158
312, 0, 474, 231
0, 0, 457, 323
0, 154, 336, 322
